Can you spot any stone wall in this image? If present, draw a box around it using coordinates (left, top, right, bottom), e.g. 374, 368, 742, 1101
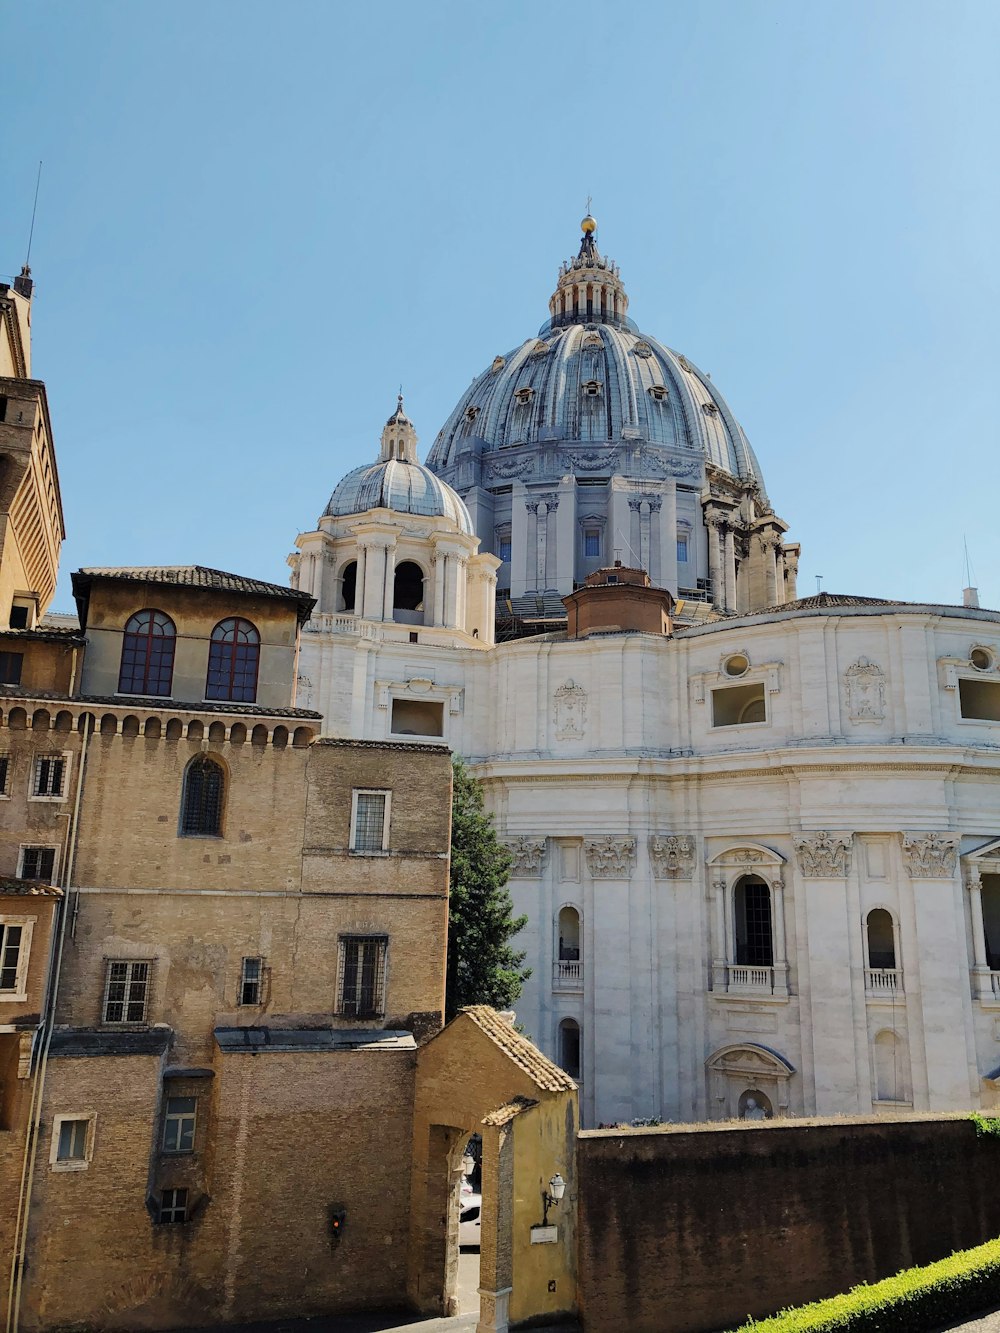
577, 1114, 1000, 1333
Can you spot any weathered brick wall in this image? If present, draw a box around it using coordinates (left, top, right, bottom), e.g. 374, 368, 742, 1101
578, 1115, 1000, 1333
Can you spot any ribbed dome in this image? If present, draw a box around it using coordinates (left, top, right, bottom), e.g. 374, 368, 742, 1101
323, 458, 474, 535
426, 322, 765, 490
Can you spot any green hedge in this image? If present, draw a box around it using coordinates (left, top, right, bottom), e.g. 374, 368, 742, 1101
726, 1235, 1000, 1332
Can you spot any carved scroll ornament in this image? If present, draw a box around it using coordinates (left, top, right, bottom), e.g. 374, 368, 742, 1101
793, 831, 853, 877
901, 832, 960, 878
506, 836, 547, 877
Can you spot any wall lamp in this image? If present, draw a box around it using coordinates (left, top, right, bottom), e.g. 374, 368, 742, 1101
541, 1172, 566, 1226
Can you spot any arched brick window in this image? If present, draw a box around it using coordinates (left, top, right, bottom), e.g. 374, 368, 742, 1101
206, 618, 260, 702
181, 755, 225, 836
118, 610, 176, 696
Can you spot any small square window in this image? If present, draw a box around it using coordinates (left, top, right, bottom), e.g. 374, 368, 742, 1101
239, 956, 263, 1006
677, 537, 689, 563
162, 1096, 197, 1154
51, 1115, 94, 1170
19, 846, 56, 883
103, 959, 151, 1025
351, 791, 389, 854
338, 936, 388, 1018
32, 754, 67, 799
584, 529, 601, 558
8, 605, 29, 630
582, 380, 602, 397
0, 652, 22, 685
158, 1187, 188, 1224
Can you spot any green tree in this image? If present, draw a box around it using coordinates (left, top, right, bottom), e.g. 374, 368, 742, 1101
446, 757, 530, 1020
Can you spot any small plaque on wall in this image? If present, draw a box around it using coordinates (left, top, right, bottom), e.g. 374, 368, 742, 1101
530, 1225, 558, 1244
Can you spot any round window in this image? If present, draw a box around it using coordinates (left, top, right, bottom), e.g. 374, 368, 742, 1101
723, 653, 750, 678
970, 647, 993, 672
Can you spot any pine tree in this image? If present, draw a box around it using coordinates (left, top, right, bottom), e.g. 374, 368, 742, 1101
446, 757, 530, 1020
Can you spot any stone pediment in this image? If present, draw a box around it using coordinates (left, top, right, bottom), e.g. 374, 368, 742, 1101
705, 1042, 795, 1078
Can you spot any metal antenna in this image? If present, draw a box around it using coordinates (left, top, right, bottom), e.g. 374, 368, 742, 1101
964, 535, 976, 588
816, 574, 823, 593
25, 161, 42, 267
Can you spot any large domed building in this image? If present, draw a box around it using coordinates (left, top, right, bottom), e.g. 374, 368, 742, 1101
293, 219, 1000, 1131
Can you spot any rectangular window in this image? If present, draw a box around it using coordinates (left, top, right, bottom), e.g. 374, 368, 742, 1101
0, 922, 26, 994
102, 960, 151, 1025
959, 678, 1000, 721
676, 536, 689, 563
338, 936, 387, 1018
711, 683, 766, 727
8, 606, 29, 630
50, 1114, 94, 1170
239, 956, 263, 1006
391, 698, 444, 737
19, 846, 56, 883
584, 529, 601, 558
735, 880, 774, 967
162, 1096, 197, 1153
32, 754, 67, 798
351, 790, 389, 853
0, 755, 9, 795
498, 536, 512, 562
0, 652, 23, 685
158, 1187, 188, 1224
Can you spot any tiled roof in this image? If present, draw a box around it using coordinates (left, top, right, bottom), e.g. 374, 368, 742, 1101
214, 1026, 417, 1053
764, 592, 898, 611
459, 1005, 577, 1093
314, 738, 450, 754
482, 1095, 540, 1127
0, 684, 321, 720
49, 1027, 172, 1058
0, 627, 86, 644
0, 875, 63, 897
75, 564, 309, 601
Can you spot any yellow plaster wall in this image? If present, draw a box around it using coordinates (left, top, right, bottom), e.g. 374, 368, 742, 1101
509, 1095, 578, 1325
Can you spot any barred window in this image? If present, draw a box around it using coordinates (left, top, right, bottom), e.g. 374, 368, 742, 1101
0, 922, 25, 992
0, 755, 9, 795
0, 652, 23, 685
351, 791, 388, 853
205, 618, 260, 703
102, 960, 151, 1025
158, 1188, 188, 1224
19, 846, 56, 883
32, 754, 66, 798
180, 756, 225, 836
239, 956, 263, 1006
118, 609, 176, 696
338, 936, 387, 1018
162, 1096, 197, 1153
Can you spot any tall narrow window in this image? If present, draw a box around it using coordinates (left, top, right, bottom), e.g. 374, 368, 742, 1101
181, 756, 225, 836
559, 1019, 581, 1079
676, 536, 689, 563
341, 561, 358, 612
239, 956, 263, 1006
162, 1096, 197, 1153
118, 610, 176, 696
0, 755, 9, 795
734, 877, 773, 967
866, 909, 896, 970
393, 562, 424, 613
338, 936, 387, 1018
584, 529, 601, 558
205, 618, 260, 703
32, 754, 67, 798
102, 960, 151, 1024
982, 876, 1000, 970
351, 790, 389, 853
0, 922, 27, 994
0, 652, 23, 685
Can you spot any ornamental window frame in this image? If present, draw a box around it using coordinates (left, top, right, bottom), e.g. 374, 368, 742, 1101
0, 916, 34, 1002
706, 844, 789, 1001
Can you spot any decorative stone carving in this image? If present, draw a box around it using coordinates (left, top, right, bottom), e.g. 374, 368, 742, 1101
633, 341, 653, 357
793, 831, 854, 877
486, 457, 534, 482
585, 835, 636, 879
563, 449, 620, 471
647, 495, 662, 513
553, 679, 587, 740
641, 452, 700, 479
901, 832, 960, 878
628, 496, 643, 512
845, 657, 887, 722
649, 834, 696, 879
506, 836, 547, 877
538, 492, 559, 511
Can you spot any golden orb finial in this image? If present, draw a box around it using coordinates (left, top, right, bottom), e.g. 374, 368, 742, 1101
581, 213, 597, 234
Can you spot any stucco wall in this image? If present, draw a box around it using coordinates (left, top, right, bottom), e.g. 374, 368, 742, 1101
577, 1114, 1000, 1333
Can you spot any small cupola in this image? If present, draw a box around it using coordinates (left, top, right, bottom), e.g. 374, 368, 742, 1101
380, 394, 419, 463
549, 214, 629, 330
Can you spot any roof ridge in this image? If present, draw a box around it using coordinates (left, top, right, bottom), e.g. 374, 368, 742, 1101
458, 1005, 576, 1093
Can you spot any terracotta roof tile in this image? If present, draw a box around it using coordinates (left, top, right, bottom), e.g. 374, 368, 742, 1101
0, 875, 63, 897
459, 1005, 577, 1093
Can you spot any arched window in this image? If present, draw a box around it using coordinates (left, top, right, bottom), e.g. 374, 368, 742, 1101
393, 561, 424, 614
180, 755, 225, 837
734, 876, 773, 967
340, 561, 358, 613
558, 906, 580, 961
559, 1019, 581, 1080
206, 618, 260, 702
866, 909, 896, 970
982, 876, 1000, 970
118, 610, 176, 696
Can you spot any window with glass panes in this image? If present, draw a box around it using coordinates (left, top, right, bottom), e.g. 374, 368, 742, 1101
102, 960, 151, 1024
734, 878, 774, 967
56, 1118, 89, 1163
352, 791, 388, 852
19, 846, 56, 882
0, 923, 25, 993
239, 956, 263, 1005
338, 936, 387, 1018
676, 535, 689, 562
158, 1188, 188, 1223
584, 529, 601, 558
32, 754, 66, 797
0, 755, 9, 795
162, 1096, 197, 1153
118, 610, 176, 696
205, 618, 260, 702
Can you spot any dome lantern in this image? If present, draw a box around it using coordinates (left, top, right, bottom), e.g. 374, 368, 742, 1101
380, 394, 418, 464
549, 216, 629, 330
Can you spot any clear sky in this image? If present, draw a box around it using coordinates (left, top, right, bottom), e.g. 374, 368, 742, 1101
3, 0, 998, 612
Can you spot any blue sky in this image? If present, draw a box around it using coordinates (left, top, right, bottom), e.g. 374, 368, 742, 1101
3, 0, 998, 611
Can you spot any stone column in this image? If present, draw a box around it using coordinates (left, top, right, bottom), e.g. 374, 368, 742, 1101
785, 549, 799, 601
661, 482, 678, 595
713, 877, 728, 992
764, 535, 779, 605
723, 525, 737, 612
382, 542, 396, 623
771, 876, 788, 996
443, 557, 457, 629
648, 495, 662, 585
774, 550, 787, 605
543, 494, 559, 590
431, 552, 445, 626
360, 542, 383, 621
525, 500, 540, 593
639, 500, 652, 573
629, 497, 642, 567
355, 544, 367, 617
968, 868, 993, 999
706, 511, 723, 610
455, 555, 469, 631
510, 481, 529, 598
